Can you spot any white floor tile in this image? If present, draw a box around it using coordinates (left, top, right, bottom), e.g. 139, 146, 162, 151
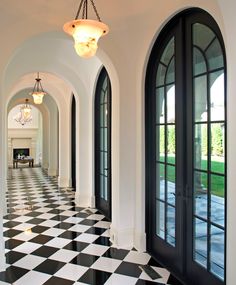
14, 270, 51, 285
14, 241, 41, 254
12, 216, 33, 223
87, 214, 105, 221
104, 273, 137, 285
13, 223, 36, 231
45, 237, 71, 248
74, 233, 99, 243
63, 217, 83, 224
94, 221, 111, 229
49, 248, 78, 262
40, 220, 60, 227
82, 244, 109, 256
37, 213, 56, 220
42, 228, 65, 237
55, 263, 88, 281
13, 231, 38, 241
69, 224, 91, 233
91, 256, 122, 273
124, 251, 151, 265
14, 254, 46, 270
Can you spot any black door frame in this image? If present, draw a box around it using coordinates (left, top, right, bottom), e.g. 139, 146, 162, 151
71, 94, 76, 190
95, 67, 112, 220
145, 8, 226, 285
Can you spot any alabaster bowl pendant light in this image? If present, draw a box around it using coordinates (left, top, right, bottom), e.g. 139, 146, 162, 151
63, 0, 109, 58
31, 72, 46, 104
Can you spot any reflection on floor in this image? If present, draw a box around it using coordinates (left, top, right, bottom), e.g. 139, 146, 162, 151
2, 168, 182, 285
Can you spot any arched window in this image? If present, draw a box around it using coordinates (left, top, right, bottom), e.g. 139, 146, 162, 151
95, 67, 112, 220
146, 9, 226, 285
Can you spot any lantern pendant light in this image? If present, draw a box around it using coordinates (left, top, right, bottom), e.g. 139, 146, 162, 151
63, 0, 109, 58
31, 72, 46, 104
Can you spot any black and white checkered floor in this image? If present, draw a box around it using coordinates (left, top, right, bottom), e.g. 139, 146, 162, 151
2, 168, 182, 285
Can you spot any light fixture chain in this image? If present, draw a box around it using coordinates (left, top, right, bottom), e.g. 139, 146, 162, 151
90, 0, 101, 21
82, 0, 87, 19
75, 0, 85, 19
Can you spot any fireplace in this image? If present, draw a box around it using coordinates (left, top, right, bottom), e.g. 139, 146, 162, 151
13, 148, 30, 159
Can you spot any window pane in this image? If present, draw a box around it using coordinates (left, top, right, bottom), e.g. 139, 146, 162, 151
104, 103, 108, 127
193, 47, 207, 76
156, 163, 165, 200
167, 165, 175, 206
100, 175, 104, 198
210, 123, 224, 174
194, 123, 208, 171
100, 104, 104, 125
211, 176, 225, 227
194, 75, 207, 122
167, 85, 175, 123
100, 129, 104, 149
210, 225, 224, 280
194, 171, 208, 219
210, 72, 225, 121
104, 128, 107, 151
193, 23, 215, 51
206, 38, 224, 71
160, 37, 174, 65
167, 205, 175, 246
167, 125, 175, 164
194, 218, 208, 269
156, 200, 165, 239
166, 57, 175, 84
156, 87, 165, 124
156, 125, 165, 162
156, 63, 166, 87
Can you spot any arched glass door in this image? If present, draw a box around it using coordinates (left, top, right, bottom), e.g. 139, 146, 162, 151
95, 67, 112, 220
146, 9, 226, 285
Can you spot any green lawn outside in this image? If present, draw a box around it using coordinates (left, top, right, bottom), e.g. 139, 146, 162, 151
159, 155, 225, 197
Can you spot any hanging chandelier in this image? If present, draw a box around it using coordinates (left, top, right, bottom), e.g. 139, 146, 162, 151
63, 0, 109, 58
14, 99, 32, 126
30, 72, 46, 104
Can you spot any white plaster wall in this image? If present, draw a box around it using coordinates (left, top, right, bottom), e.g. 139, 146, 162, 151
0, 1, 235, 284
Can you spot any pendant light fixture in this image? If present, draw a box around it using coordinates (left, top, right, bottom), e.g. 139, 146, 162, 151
31, 72, 46, 104
63, 0, 109, 58
14, 99, 32, 126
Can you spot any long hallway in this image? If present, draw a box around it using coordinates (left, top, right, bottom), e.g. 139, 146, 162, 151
2, 168, 179, 285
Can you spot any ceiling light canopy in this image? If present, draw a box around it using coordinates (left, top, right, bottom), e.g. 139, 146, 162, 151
31, 72, 46, 104
63, 0, 109, 58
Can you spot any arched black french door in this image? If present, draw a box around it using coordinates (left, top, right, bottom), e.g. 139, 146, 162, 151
71, 94, 76, 190
95, 67, 112, 220
146, 9, 226, 285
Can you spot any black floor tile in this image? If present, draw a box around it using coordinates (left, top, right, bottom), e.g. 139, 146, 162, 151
25, 211, 42, 217
0, 266, 29, 283
70, 253, 99, 267
26, 218, 45, 224
93, 236, 112, 246
78, 268, 111, 285
53, 221, 74, 229
31, 245, 58, 258
4, 229, 22, 238
5, 239, 24, 250
63, 241, 89, 252
5, 251, 26, 264
3, 221, 21, 228
79, 219, 97, 226
86, 227, 106, 235
115, 261, 142, 278
29, 234, 54, 244
58, 231, 81, 239
44, 276, 74, 285
31, 225, 50, 234
103, 247, 129, 260
34, 259, 66, 275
